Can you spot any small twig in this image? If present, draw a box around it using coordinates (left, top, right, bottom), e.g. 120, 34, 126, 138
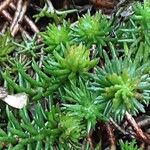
140, 143, 146, 150
30, 3, 42, 11
126, 112, 150, 144
10, 0, 23, 31
2, 10, 12, 21
39, 48, 44, 68
87, 129, 94, 150
147, 145, 150, 150
106, 123, 116, 150
0, 0, 12, 13
11, 0, 28, 36
81, 139, 87, 150
9, 3, 40, 34
137, 116, 150, 128
46, 0, 55, 13
110, 117, 129, 136
146, 128, 150, 134
1, 22, 9, 34
63, 0, 70, 9
2, 9, 31, 40
71, 0, 76, 8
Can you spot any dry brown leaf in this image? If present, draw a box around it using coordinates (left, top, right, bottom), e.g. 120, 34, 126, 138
90, 0, 117, 9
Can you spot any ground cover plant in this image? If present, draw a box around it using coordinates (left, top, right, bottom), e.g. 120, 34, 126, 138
0, 0, 150, 149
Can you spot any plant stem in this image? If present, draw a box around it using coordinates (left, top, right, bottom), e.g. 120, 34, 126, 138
0, 0, 12, 13
126, 111, 150, 144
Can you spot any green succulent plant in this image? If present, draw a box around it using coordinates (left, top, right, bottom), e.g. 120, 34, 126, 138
133, 0, 150, 57
1, 60, 60, 101
119, 140, 141, 150
72, 12, 111, 54
92, 49, 150, 122
115, 1, 150, 63
0, 104, 85, 149
0, 33, 15, 63
48, 106, 85, 146
1, 1, 150, 149
41, 22, 72, 52
44, 44, 99, 81
63, 79, 107, 132
133, 1, 150, 34
2, 44, 98, 100
14, 35, 44, 58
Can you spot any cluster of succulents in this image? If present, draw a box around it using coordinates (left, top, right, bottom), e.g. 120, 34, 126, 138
41, 12, 111, 55
0, 1, 150, 149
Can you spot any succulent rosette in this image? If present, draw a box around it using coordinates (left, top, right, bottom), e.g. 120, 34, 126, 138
44, 44, 99, 81
41, 22, 72, 52
63, 79, 107, 132
92, 52, 150, 122
72, 12, 112, 53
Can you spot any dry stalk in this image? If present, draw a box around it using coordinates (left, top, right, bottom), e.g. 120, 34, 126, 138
110, 117, 129, 136
2, 9, 31, 39
11, 0, 28, 36
106, 123, 116, 150
10, 0, 23, 31
1, 22, 9, 33
137, 116, 150, 128
87, 129, 94, 150
9, 2, 40, 36
126, 112, 150, 144
0, 0, 12, 13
